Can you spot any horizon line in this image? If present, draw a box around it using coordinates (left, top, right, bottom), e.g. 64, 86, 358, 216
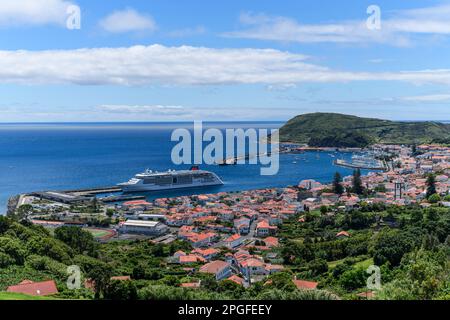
0, 119, 450, 124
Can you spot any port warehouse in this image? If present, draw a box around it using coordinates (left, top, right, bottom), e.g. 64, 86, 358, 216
20, 191, 171, 237
119, 220, 168, 236
29, 189, 145, 205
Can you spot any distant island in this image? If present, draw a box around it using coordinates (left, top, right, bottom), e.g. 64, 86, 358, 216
279, 113, 450, 148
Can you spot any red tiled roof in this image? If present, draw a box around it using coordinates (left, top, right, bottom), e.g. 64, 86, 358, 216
7, 280, 58, 296
356, 291, 375, 298
180, 255, 205, 264
199, 260, 229, 274
240, 258, 264, 268
227, 275, 245, 286
264, 236, 279, 247
181, 282, 201, 288
293, 279, 318, 290
336, 231, 350, 237
225, 234, 241, 242
256, 220, 270, 229
192, 248, 219, 256
111, 276, 131, 281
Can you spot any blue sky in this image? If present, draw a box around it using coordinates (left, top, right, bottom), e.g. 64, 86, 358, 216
1, 0, 450, 121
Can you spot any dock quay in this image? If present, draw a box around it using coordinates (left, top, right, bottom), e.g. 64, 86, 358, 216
27, 186, 124, 205
60, 186, 123, 196
30, 191, 93, 205
216, 149, 282, 166
334, 159, 387, 171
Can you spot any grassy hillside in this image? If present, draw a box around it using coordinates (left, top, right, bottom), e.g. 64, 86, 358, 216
279, 113, 450, 147
0, 212, 448, 300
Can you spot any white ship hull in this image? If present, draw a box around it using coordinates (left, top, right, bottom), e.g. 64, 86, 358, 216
118, 168, 224, 193
120, 180, 223, 192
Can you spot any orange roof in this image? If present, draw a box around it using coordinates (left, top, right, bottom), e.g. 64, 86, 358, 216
240, 258, 264, 268
356, 291, 375, 298
192, 248, 219, 256
256, 220, 270, 229
111, 276, 131, 281
227, 275, 245, 286
7, 280, 58, 296
264, 236, 279, 247
336, 231, 350, 237
187, 232, 215, 243
180, 255, 205, 264
293, 279, 318, 290
179, 226, 195, 232
225, 234, 242, 242
199, 260, 229, 274
181, 282, 201, 288
265, 264, 284, 271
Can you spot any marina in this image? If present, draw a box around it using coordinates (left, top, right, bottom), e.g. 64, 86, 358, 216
334, 158, 387, 171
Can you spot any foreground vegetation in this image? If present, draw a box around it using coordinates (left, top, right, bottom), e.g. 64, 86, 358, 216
0, 202, 449, 300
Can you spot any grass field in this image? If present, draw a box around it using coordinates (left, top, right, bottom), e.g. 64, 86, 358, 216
84, 228, 115, 239
0, 292, 56, 300
328, 257, 374, 269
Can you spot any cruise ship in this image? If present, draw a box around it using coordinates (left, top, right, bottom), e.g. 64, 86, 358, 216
118, 167, 224, 192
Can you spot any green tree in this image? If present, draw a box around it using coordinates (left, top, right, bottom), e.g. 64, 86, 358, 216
267, 271, 297, 292
338, 267, 367, 291
428, 193, 441, 204
54, 226, 97, 257
333, 172, 344, 195
104, 280, 138, 300
87, 262, 113, 299
90, 197, 100, 213
106, 208, 115, 218
372, 229, 415, 267
352, 169, 364, 195
426, 174, 437, 199
307, 258, 329, 276
218, 280, 245, 298
0, 237, 26, 265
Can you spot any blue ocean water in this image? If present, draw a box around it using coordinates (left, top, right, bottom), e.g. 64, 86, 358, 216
0, 122, 362, 213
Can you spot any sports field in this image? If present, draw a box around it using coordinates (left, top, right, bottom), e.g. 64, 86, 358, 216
84, 228, 116, 240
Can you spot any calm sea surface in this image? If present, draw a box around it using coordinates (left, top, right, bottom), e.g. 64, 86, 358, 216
0, 122, 376, 213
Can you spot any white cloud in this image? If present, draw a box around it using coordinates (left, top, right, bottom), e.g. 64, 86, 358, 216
98, 104, 186, 115
224, 5, 450, 45
99, 8, 156, 33
1, 44, 450, 86
223, 12, 406, 45
388, 4, 450, 34
266, 83, 297, 92
400, 94, 450, 102
87, 105, 309, 121
0, 0, 75, 27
